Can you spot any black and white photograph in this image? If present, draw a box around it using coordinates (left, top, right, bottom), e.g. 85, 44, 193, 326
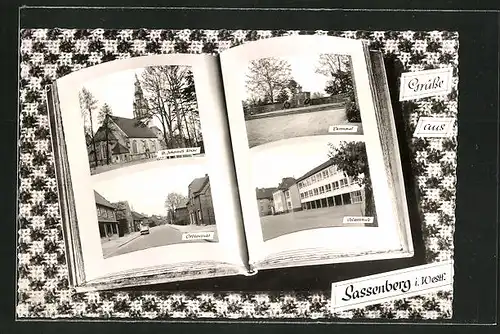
252, 137, 377, 241
79, 65, 205, 175
242, 53, 364, 148
92, 162, 218, 259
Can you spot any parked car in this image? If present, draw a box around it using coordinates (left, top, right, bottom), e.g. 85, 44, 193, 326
140, 224, 150, 235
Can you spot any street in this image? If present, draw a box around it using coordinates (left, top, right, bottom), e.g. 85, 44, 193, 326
260, 204, 370, 241
90, 153, 206, 176
106, 224, 218, 258
245, 107, 363, 148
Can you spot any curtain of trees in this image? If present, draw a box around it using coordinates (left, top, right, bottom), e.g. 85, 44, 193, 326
139, 65, 202, 149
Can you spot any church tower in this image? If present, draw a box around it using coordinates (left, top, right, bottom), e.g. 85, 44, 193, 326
133, 74, 149, 123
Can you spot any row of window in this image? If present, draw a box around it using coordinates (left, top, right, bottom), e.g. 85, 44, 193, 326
300, 177, 351, 199
97, 206, 115, 220
351, 190, 363, 203
297, 166, 342, 189
129, 139, 159, 154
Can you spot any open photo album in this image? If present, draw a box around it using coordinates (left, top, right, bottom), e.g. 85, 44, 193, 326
47, 35, 413, 292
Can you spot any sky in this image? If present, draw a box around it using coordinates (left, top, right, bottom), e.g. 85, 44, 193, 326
250, 136, 347, 189
79, 66, 196, 133
92, 160, 207, 216
79, 68, 143, 133
244, 52, 344, 100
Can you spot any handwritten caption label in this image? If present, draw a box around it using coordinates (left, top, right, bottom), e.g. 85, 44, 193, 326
156, 147, 201, 159
399, 68, 453, 101
413, 117, 455, 138
182, 232, 215, 241
328, 125, 358, 133
331, 260, 453, 312
343, 216, 374, 224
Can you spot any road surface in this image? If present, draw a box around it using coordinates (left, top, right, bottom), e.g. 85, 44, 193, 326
245, 107, 362, 148
108, 224, 216, 257
260, 204, 370, 241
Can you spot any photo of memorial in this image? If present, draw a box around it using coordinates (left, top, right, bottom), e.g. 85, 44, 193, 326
251, 137, 377, 241
242, 53, 364, 148
80, 65, 205, 175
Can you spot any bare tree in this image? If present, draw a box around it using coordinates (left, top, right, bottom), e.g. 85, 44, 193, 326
79, 87, 99, 166
245, 57, 293, 104
164, 192, 188, 224
139, 66, 175, 148
315, 54, 350, 77
162, 65, 190, 147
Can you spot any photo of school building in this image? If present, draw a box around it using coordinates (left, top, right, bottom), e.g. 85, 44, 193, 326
296, 160, 365, 213
256, 158, 371, 241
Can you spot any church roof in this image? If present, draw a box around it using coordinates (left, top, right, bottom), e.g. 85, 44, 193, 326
110, 116, 157, 139
111, 142, 130, 154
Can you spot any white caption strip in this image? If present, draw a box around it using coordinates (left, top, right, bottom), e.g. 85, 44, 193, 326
399, 67, 453, 101
331, 260, 454, 312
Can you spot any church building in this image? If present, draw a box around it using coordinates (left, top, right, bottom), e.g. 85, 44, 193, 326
89, 75, 161, 166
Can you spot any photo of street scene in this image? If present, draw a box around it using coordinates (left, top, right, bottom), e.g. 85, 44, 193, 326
79, 65, 204, 175
92, 163, 218, 259
242, 53, 363, 148
251, 136, 377, 241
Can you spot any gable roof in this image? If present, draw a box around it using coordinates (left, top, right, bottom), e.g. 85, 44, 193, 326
295, 159, 335, 183
110, 116, 157, 139
176, 198, 189, 209
93, 128, 119, 142
188, 175, 209, 197
111, 142, 130, 154
94, 191, 116, 209
131, 211, 146, 220
277, 177, 296, 190
256, 187, 278, 200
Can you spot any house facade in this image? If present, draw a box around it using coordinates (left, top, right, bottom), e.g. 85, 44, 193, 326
187, 174, 216, 225
272, 177, 302, 214
256, 187, 277, 216
174, 199, 190, 225
94, 191, 119, 239
296, 159, 365, 213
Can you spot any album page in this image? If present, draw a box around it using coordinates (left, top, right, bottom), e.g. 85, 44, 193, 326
53, 54, 248, 286
220, 35, 412, 270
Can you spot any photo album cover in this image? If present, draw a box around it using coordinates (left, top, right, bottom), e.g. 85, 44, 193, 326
18, 29, 458, 320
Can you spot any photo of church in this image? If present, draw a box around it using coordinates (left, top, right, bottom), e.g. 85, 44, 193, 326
80, 65, 205, 175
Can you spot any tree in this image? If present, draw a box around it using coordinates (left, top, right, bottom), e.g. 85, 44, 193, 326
164, 192, 188, 224
139, 66, 174, 148
140, 65, 200, 149
162, 65, 190, 147
328, 141, 375, 217
315, 54, 350, 77
315, 54, 360, 122
276, 88, 289, 103
79, 87, 99, 166
97, 103, 114, 165
245, 57, 293, 104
